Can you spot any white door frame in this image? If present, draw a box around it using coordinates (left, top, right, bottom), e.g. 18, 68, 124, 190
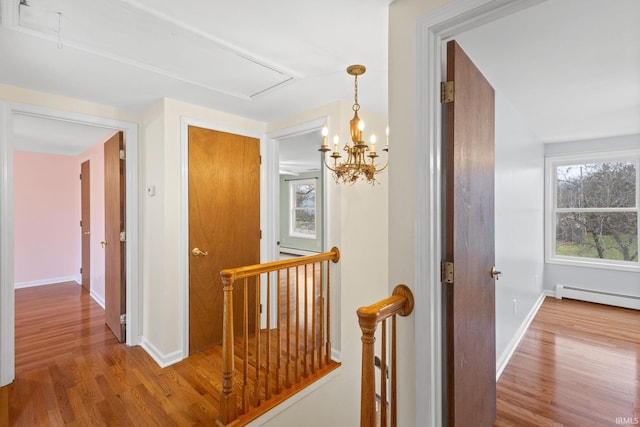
0, 102, 140, 386
414, 0, 544, 425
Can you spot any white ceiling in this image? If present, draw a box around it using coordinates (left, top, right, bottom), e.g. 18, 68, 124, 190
1, 0, 638, 157
457, 0, 640, 143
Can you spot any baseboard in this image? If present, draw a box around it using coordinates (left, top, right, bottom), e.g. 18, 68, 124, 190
496, 292, 546, 380
14, 276, 79, 289
555, 284, 640, 310
90, 291, 106, 309
140, 338, 184, 368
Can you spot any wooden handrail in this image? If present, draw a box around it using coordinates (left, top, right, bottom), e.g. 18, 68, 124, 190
218, 247, 340, 425
357, 284, 414, 427
221, 247, 340, 283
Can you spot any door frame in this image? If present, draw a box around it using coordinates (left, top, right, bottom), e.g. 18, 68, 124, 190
179, 117, 267, 359
0, 102, 139, 386
267, 117, 329, 257
415, 0, 543, 425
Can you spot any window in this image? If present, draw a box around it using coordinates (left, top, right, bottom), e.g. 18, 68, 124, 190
289, 179, 316, 239
546, 151, 639, 270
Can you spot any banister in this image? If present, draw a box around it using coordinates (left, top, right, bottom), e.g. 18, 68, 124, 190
218, 247, 340, 425
220, 247, 340, 285
357, 284, 414, 427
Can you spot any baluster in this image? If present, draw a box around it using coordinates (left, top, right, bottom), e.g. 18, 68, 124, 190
319, 261, 325, 368
325, 260, 332, 365
276, 269, 282, 394
265, 272, 272, 400
391, 315, 397, 427
303, 263, 309, 377
380, 319, 388, 427
311, 262, 317, 373
243, 277, 250, 413
295, 265, 300, 383
219, 275, 237, 425
254, 275, 261, 405
286, 267, 292, 388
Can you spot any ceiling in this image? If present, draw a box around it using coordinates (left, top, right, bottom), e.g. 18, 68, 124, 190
1, 0, 638, 157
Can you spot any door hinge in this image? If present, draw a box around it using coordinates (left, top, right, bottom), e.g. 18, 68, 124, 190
80, 220, 82, 227
440, 81, 454, 104
119, 149, 126, 160
120, 314, 127, 325
120, 231, 126, 242
259, 155, 262, 165
80, 267, 83, 274
260, 230, 263, 239
441, 260, 454, 284
259, 304, 263, 314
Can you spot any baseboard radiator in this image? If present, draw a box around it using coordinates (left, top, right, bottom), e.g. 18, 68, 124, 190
555, 284, 640, 310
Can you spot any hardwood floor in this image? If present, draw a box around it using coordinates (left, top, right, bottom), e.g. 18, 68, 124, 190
3, 281, 338, 426
495, 297, 640, 426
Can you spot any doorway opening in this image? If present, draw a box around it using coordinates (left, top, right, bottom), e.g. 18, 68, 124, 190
0, 103, 139, 386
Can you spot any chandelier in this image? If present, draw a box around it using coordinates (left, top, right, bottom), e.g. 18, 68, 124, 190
319, 65, 388, 185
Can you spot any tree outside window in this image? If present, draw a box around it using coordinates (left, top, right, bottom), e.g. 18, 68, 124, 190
290, 179, 316, 238
548, 152, 639, 270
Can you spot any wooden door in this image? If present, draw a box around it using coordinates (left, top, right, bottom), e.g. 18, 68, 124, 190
444, 40, 496, 426
104, 132, 126, 342
188, 126, 260, 354
80, 160, 91, 292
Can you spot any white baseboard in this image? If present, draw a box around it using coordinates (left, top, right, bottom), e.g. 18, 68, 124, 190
14, 276, 79, 289
555, 284, 640, 310
140, 338, 184, 368
90, 291, 106, 309
496, 292, 546, 380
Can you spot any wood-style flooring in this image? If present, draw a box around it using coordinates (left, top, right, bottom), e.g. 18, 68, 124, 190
2, 282, 338, 426
495, 296, 640, 426
3, 284, 639, 426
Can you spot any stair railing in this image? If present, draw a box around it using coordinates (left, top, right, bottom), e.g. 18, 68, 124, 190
218, 247, 340, 425
357, 284, 414, 427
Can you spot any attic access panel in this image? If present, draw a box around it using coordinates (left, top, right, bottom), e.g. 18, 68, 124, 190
15, 0, 294, 99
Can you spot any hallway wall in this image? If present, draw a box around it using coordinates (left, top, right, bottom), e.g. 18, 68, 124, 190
13, 151, 79, 286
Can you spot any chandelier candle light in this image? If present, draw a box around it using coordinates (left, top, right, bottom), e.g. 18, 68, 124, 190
319, 65, 389, 185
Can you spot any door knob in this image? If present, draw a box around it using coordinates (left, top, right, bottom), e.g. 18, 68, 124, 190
192, 247, 209, 256
101, 241, 107, 248
490, 266, 502, 280
83, 231, 91, 235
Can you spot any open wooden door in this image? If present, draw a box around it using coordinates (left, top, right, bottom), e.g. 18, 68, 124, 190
104, 132, 126, 342
444, 40, 497, 426
80, 160, 91, 292
188, 126, 260, 354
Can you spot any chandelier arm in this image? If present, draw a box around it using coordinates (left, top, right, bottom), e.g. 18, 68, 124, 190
375, 160, 389, 173
322, 154, 339, 172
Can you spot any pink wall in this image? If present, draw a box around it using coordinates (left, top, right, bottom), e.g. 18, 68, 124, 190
14, 151, 80, 286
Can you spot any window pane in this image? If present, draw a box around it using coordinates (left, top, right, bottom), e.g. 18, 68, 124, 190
294, 208, 316, 235
556, 212, 638, 261
556, 161, 636, 208
295, 184, 316, 208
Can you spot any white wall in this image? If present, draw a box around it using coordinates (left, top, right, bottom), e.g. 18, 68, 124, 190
388, 1, 453, 425
139, 98, 267, 364
492, 89, 545, 366
544, 134, 640, 297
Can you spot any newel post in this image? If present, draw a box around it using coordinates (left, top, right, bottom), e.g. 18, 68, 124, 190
219, 273, 237, 425
358, 313, 378, 427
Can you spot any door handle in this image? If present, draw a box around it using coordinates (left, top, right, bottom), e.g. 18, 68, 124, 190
490, 266, 502, 280
101, 241, 107, 248
192, 247, 209, 256
83, 231, 91, 235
